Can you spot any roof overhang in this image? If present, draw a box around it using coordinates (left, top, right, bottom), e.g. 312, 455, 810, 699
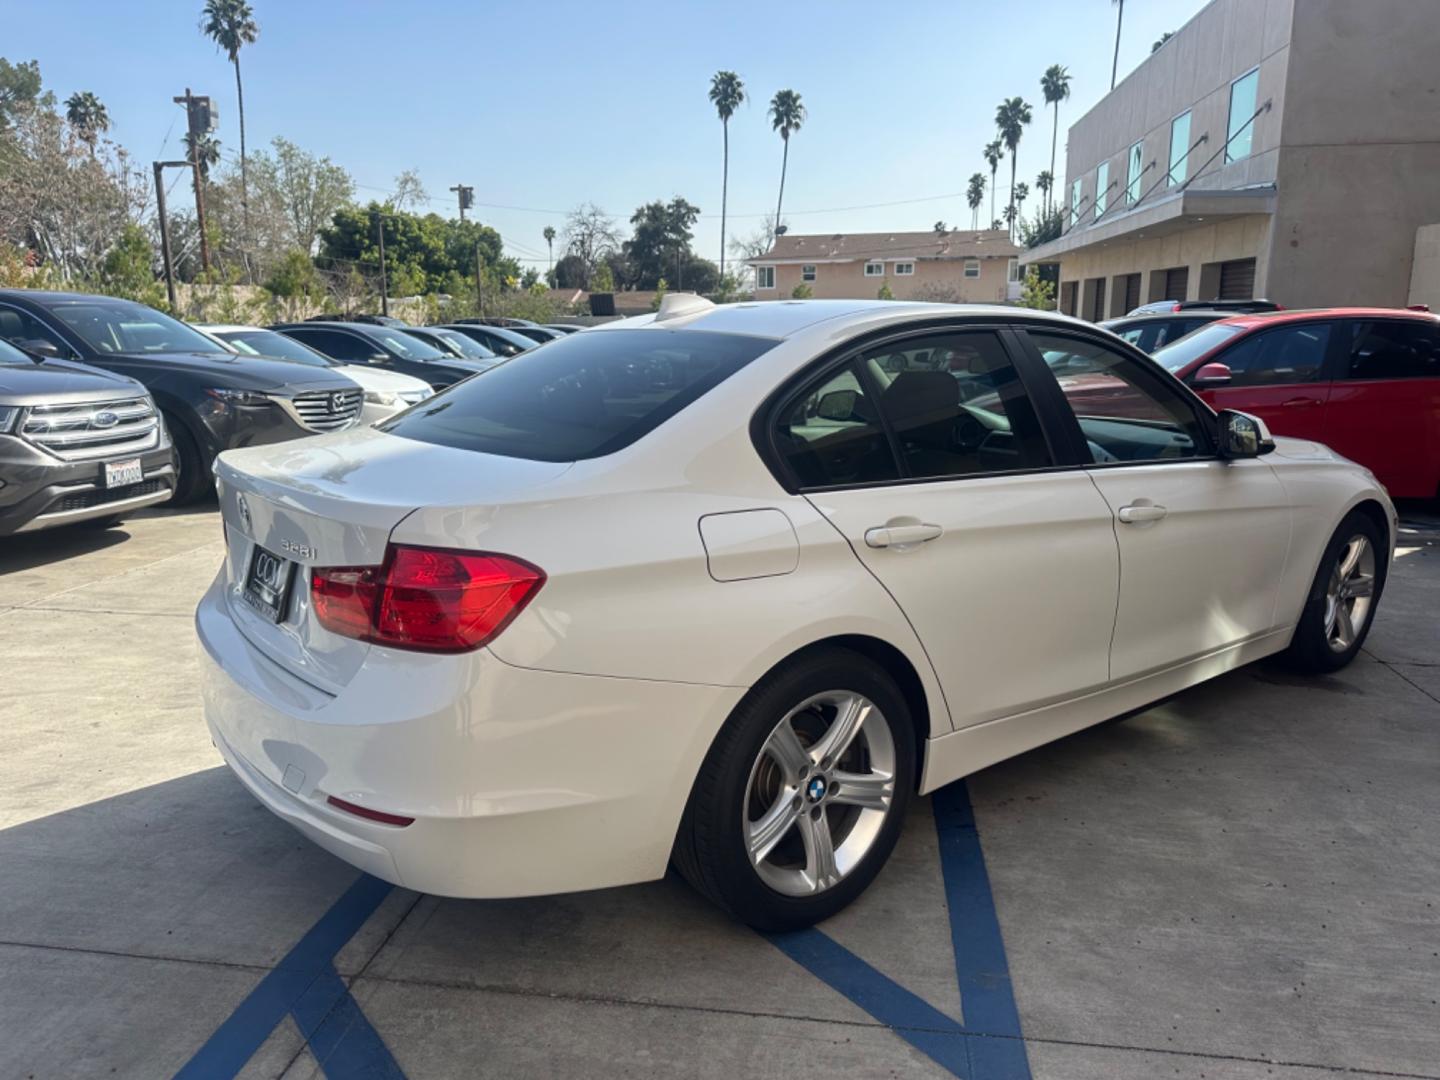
1022, 186, 1277, 265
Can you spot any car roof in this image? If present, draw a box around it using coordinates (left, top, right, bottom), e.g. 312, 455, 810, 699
1214, 307, 1440, 330
0, 289, 152, 306
1103, 311, 1232, 325
276, 321, 396, 334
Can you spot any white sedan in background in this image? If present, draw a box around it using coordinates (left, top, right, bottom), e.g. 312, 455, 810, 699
197, 296, 1393, 929
197, 325, 433, 424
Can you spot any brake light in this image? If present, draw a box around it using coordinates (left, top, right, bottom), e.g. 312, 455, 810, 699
311, 544, 545, 652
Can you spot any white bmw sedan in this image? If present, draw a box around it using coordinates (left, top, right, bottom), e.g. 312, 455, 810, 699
197, 297, 1394, 929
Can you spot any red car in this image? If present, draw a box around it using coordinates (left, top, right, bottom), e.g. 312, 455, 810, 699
1150, 309, 1440, 499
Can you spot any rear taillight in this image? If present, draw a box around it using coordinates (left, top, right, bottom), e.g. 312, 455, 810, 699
311, 544, 545, 653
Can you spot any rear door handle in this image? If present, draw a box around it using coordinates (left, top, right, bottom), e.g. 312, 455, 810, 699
1117, 503, 1168, 524
864, 523, 943, 548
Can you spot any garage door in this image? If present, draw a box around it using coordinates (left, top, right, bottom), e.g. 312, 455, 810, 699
1163, 266, 1189, 302
1218, 258, 1256, 301
1121, 273, 1141, 314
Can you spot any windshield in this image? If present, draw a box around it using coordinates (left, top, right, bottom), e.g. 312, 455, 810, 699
379, 328, 776, 461
376, 329, 448, 361
430, 329, 496, 360
1152, 323, 1244, 372
47, 300, 231, 355
0, 337, 36, 366
214, 329, 338, 367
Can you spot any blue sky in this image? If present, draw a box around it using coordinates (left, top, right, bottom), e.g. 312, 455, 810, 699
6, 0, 1207, 269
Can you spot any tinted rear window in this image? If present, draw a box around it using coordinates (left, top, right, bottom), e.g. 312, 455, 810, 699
378, 328, 776, 461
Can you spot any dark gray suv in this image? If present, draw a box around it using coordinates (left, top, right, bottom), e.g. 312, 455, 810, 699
0, 337, 176, 535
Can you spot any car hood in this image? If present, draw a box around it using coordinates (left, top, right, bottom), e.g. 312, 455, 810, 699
0, 358, 148, 405
337, 365, 438, 393
107, 351, 357, 391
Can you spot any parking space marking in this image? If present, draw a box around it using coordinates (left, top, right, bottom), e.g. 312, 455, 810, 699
174, 874, 405, 1080
769, 781, 1032, 1080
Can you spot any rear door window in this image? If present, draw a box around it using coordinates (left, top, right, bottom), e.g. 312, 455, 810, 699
1346, 320, 1440, 380
284, 329, 373, 363
380, 328, 775, 461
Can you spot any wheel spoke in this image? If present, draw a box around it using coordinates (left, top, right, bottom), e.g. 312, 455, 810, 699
1345, 575, 1374, 599
1335, 603, 1356, 647
798, 810, 839, 892
1338, 538, 1366, 580
829, 769, 894, 811
748, 793, 801, 864
808, 694, 869, 768
763, 721, 811, 782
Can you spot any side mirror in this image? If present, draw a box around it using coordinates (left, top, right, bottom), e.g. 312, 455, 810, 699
1218, 409, 1275, 459
17, 338, 63, 359
816, 388, 860, 422
368, 352, 390, 365
1192, 361, 1233, 388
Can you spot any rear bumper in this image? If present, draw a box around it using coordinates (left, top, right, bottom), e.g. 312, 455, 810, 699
0, 437, 176, 536
195, 572, 744, 898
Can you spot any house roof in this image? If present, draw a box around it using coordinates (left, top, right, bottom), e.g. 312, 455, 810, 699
749, 229, 1021, 265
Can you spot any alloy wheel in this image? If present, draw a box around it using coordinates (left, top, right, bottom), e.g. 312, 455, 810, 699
742, 691, 896, 897
1324, 534, 1376, 652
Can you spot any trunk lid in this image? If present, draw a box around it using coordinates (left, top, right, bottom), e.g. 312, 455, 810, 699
214, 426, 572, 692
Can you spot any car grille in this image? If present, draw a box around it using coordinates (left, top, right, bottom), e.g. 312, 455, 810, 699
53, 479, 170, 512
289, 388, 363, 432
20, 397, 161, 462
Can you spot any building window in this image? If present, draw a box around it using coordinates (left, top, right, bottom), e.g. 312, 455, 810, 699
894, 262, 915, 276
1007, 258, 1020, 283
1070, 178, 1082, 226
1226, 68, 1260, 163
756, 266, 775, 289
964, 259, 981, 278
1126, 141, 1144, 204
801, 264, 816, 281
1095, 161, 1109, 219
864, 261, 884, 277
1168, 111, 1191, 187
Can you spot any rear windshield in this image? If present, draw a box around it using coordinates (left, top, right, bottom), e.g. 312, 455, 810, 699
217, 329, 337, 367
377, 330, 448, 361
1152, 323, 1244, 372
378, 328, 776, 461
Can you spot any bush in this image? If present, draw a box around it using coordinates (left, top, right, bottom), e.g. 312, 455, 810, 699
1017, 267, 1056, 310
790, 282, 813, 299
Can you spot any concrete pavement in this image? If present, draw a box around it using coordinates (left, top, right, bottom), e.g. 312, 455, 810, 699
1, 504, 1436, 1079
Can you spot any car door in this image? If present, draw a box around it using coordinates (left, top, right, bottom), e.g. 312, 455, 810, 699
1192, 321, 1336, 443
1019, 328, 1292, 681
772, 326, 1121, 727
1322, 318, 1440, 499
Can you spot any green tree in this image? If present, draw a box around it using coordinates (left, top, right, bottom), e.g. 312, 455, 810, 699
877, 279, 894, 300
1017, 266, 1055, 310
1152, 31, 1174, 53
1040, 65, 1071, 215
543, 224, 556, 271
768, 89, 805, 240
264, 247, 324, 318
99, 224, 160, 304
709, 70, 746, 283
624, 197, 701, 289
0, 58, 44, 130
650, 276, 668, 310
200, 0, 259, 229
1014, 181, 1029, 223
589, 260, 615, 293
63, 91, 109, 156
966, 173, 986, 231
995, 97, 1033, 240
983, 140, 1003, 229
791, 281, 813, 299
267, 137, 353, 255
318, 202, 512, 297
1035, 170, 1053, 215
183, 130, 221, 179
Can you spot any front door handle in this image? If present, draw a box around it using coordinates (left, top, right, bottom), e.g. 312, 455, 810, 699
864, 522, 943, 548
1281, 396, 1320, 407
1118, 503, 1168, 524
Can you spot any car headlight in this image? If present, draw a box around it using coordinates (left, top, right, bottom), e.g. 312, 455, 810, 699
205, 388, 272, 406
0, 405, 17, 433
364, 389, 400, 406
399, 388, 433, 404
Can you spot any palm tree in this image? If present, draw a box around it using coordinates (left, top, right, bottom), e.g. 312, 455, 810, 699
709, 71, 746, 283
1111, 0, 1125, 89
966, 173, 986, 230
1040, 65, 1071, 215
183, 130, 221, 179
768, 89, 806, 243
200, 0, 259, 228
64, 91, 109, 157
1152, 31, 1174, 53
1035, 171, 1053, 215
983, 140, 1003, 230
1014, 182, 1030, 226
543, 225, 556, 272
995, 97, 1033, 240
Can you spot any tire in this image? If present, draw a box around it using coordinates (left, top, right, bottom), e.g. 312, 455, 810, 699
1284, 510, 1386, 673
674, 647, 915, 931
164, 413, 210, 505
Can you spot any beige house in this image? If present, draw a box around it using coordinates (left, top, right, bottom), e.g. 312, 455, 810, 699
748, 230, 1023, 303
1026, 0, 1440, 319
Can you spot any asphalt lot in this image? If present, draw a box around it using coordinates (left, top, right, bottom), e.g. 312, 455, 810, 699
1, 501, 1437, 1080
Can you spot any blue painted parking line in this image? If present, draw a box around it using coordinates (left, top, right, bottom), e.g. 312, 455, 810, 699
174, 873, 405, 1080
768, 780, 1032, 1080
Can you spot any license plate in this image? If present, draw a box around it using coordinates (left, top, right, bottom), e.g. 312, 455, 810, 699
242, 545, 296, 624
104, 458, 143, 488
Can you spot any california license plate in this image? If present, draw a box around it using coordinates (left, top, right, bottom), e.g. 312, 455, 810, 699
242, 545, 296, 624
104, 458, 143, 488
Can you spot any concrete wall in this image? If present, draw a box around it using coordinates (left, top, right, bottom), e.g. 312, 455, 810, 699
1063, 0, 1293, 217
1263, 0, 1440, 307
1409, 225, 1440, 310
756, 257, 1014, 303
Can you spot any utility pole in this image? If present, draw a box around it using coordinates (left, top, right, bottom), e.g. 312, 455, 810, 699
173, 89, 216, 273
375, 210, 389, 316
153, 162, 178, 310
450, 184, 474, 223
